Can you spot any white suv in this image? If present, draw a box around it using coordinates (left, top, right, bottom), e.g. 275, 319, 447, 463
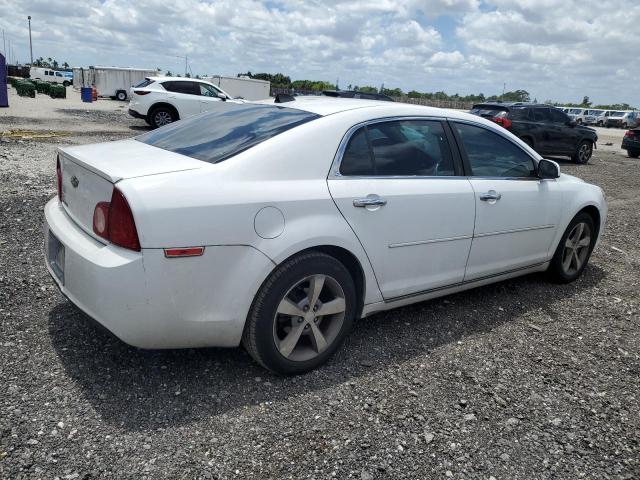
566, 108, 588, 124
128, 77, 242, 128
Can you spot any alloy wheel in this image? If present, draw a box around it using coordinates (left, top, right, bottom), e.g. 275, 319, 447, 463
272, 274, 346, 362
561, 222, 591, 275
578, 143, 592, 163
154, 111, 173, 127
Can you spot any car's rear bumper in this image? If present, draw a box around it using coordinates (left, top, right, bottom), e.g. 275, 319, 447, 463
128, 108, 145, 119
44, 198, 275, 349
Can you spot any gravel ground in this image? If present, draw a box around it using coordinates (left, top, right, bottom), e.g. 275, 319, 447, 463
1, 91, 639, 479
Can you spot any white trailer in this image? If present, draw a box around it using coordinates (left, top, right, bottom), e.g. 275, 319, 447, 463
73, 66, 157, 100
206, 76, 270, 100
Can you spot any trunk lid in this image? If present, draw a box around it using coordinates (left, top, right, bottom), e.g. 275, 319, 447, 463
58, 139, 204, 238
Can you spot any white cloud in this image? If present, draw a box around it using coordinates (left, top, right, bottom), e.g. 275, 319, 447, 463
0, 0, 637, 105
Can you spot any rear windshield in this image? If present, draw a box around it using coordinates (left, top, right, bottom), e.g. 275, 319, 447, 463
133, 78, 155, 88
136, 103, 320, 163
470, 106, 507, 118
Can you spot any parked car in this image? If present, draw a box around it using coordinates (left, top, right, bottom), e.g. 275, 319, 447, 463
470, 103, 598, 163
128, 76, 240, 128
622, 128, 640, 158
29, 67, 72, 87
566, 108, 588, 124
322, 90, 394, 101
583, 109, 604, 125
605, 111, 635, 128
45, 97, 607, 374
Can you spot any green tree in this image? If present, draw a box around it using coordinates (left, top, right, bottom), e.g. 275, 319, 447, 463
581, 96, 592, 107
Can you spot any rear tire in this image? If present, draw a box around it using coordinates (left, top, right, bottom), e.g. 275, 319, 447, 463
116, 90, 127, 101
628, 150, 640, 158
242, 252, 356, 375
572, 140, 593, 164
149, 106, 177, 129
547, 212, 596, 283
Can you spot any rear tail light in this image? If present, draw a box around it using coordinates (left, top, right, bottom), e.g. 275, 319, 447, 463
56, 156, 63, 202
493, 116, 512, 129
133, 90, 150, 95
624, 130, 635, 138
92, 188, 141, 251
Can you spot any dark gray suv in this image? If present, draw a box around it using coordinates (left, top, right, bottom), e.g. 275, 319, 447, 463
471, 103, 598, 164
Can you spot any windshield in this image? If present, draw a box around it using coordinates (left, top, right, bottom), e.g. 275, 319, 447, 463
568, 109, 582, 114
611, 112, 625, 117
136, 103, 320, 164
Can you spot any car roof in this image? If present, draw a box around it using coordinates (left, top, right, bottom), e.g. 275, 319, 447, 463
147, 76, 211, 83
473, 102, 561, 109
254, 95, 485, 120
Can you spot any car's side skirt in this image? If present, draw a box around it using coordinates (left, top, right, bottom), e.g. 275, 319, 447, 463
360, 261, 549, 318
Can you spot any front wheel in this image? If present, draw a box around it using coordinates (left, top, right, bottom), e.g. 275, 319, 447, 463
547, 213, 596, 283
628, 149, 640, 159
63, 81, 70, 87
242, 252, 356, 375
116, 90, 127, 101
572, 140, 593, 164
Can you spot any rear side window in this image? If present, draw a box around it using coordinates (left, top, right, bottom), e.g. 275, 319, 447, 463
339, 120, 455, 177
162, 81, 199, 95
134, 78, 154, 88
340, 128, 374, 176
454, 123, 535, 178
532, 108, 551, 122
509, 107, 530, 120
137, 103, 320, 164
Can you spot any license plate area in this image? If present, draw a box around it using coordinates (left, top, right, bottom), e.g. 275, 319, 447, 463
48, 230, 65, 285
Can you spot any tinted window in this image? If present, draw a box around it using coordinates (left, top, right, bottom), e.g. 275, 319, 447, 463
532, 108, 551, 122
549, 108, 569, 123
368, 120, 455, 176
162, 81, 199, 95
509, 107, 530, 120
137, 103, 319, 164
470, 106, 507, 119
454, 123, 535, 178
340, 128, 374, 176
199, 83, 221, 97
133, 78, 154, 88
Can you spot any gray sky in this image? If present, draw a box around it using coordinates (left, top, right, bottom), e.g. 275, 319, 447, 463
1, 0, 637, 105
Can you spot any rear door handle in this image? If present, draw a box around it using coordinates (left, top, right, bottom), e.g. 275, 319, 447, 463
353, 194, 387, 208
479, 191, 502, 201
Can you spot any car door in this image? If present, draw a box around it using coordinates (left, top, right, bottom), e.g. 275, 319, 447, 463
161, 81, 201, 118
450, 121, 563, 281
549, 108, 580, 153
198, 83, 224, 112
328, 119, 476, 300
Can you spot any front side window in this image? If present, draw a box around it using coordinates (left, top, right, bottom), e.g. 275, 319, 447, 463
549, 108, 569, 123
137, 103, 320, 164
454, 123, 536, 178
199, 83, 222, 97
339, 120, 455, 177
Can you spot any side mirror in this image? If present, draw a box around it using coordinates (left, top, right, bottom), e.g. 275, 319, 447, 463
538, 159, 560, 179
217, 92, 227, 101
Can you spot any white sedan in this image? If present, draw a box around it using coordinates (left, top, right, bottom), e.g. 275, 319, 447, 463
127, 76, 241, 129
45, 97, 607, 374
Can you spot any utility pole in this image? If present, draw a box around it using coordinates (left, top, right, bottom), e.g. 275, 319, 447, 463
502, 82, 506, 99
185, 55, 187, 77
28, 16, 33, 65
2, 29, 5, 58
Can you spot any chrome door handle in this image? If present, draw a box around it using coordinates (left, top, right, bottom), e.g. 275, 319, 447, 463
353, 194, 387, 208
479, 191, 502, 201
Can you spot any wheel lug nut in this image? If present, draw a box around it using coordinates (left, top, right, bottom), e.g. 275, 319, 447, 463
313, 305, 318, 312
297, 317, 303, 323
303, 305, 309, 312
